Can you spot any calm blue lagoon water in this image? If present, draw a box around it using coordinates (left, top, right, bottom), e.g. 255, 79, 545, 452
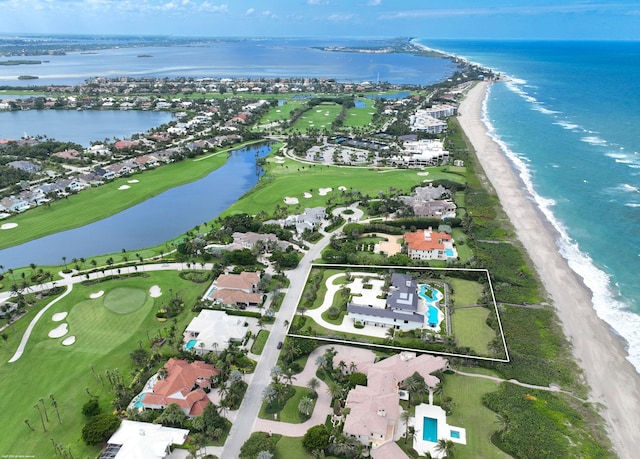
0, 38, 457, 87
0, 144, 271, 267
0, 110, 173, 146
419, 39, 640, 371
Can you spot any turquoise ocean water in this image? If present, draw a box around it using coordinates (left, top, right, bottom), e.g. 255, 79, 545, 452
419, 39, 640, 372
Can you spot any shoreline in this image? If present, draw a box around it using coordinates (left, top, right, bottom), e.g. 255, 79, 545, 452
458, 81, 640, 457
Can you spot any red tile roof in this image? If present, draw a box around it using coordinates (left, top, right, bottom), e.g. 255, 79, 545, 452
404, 229, 451, 252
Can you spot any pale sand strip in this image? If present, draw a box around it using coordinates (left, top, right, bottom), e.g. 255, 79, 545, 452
458, 81, 640, 457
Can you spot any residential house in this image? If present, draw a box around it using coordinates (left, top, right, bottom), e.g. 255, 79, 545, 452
95, 167, 117, 180
205, 271, 262, 308
404, 228, 457, 261
347, 273, 425, 331
7, 160, 41, 173
141, 358, 219, 417
343, 352, 447, 448
183, 310, 248, 354
266, 207, 327, 234
100, 420, 189, 459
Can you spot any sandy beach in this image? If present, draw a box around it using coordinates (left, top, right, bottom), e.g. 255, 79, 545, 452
458, 81, 640, 457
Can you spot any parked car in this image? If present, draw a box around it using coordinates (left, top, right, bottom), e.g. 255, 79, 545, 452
277, 341, 283, 349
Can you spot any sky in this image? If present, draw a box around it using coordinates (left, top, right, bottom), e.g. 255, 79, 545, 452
0, 0, 639, 40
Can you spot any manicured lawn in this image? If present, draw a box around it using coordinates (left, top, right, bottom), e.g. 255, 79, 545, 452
451, 307, 495, 355
251, 329, 270, 355
103, 287, 148, 314
260, 99, 307, 124
275, 435, 313, 459
225, 158, 463, 218
259, 385, 313, 423
440, 372, 511, 459
449, 278, 484, 306
0, 271, 205, 458
344, 99, 375, 127
290, 102, 342, 132
452, 228, 473, 262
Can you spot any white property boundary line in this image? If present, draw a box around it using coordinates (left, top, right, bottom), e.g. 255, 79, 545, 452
288, 263, 510, 364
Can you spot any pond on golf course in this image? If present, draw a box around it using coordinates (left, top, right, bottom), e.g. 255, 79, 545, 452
0, 143, 271, 268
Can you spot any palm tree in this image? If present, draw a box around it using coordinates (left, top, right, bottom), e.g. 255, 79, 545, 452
400, 410, 412, 444
495, 413, 512, 442
24, 418, 34, 432
34, 404, 46, 432
39, 397, 49, 422
435, 438, 455, 458
50, 394, 62, 424
307, 377, 320, 397
298, 396, 314, 417
62, 256, 67, 270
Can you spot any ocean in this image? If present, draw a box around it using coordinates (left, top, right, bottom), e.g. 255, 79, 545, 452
418, 39, 640, 373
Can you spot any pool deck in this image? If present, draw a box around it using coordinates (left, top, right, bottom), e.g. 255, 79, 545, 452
413, 403, 466, 458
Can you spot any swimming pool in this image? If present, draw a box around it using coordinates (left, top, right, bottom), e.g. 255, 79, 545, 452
204, 285, 216, 299
133, 393, 146, 409
422, 416, 438, 442
445, 248, 454, 257
418, 284, 443, 328
185, 339, 197, 350
450, 429, 460, 439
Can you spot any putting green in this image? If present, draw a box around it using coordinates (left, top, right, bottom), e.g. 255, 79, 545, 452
103, 288, 147, 314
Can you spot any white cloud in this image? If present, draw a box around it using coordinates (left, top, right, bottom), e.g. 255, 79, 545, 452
246, 7, 255, 15
328, 13, 355, 22
307, 0, 329, 5
367, 0, 381, 6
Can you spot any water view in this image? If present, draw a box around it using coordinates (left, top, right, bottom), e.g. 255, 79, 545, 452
0, 109, 174, 146
0, 143, 270, 268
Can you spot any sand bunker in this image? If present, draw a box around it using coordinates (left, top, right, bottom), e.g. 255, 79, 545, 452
149, 285, 162, 298
274, 158, 285, 164
52, 312, 68, 322
284, 197, 299, 205
338, 186, 347, 191
118, 185, 130, 190
90, 290, 104, 299
318, 187, 332, 196
303, 192, 312, 198
62, 336, 76, 346
128, 179, 139, 183
49, 323, 69, 339
417, 172, 430, 176
1, 223, 18, 230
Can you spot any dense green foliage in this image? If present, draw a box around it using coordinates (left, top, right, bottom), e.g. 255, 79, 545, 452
240, 431, 277, 459
81, 413, 121, 445
483, 384, 612, 459
302, 424, 330, 451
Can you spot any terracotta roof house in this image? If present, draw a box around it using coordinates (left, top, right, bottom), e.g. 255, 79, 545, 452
404, 228, 457, 261
206, 271, 263, 308
343, 352, 447, 449
141, 358, 219, 417
100, 420, 189, 459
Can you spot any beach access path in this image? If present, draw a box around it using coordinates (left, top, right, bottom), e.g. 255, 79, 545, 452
458, 81, 640, 458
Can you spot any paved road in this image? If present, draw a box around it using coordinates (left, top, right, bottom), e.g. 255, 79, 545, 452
220, 229, 333, 459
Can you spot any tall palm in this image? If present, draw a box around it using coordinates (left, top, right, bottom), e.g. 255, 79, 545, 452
50, 394, 62, 424
400, 410, 412, 444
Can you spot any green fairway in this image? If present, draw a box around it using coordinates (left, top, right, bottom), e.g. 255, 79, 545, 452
290, 102, 342, 132
226, 157, 465, 217
102, 287, 148, 314
344, 99, 375, 127
451, 307, 495, 355
440, 372, 510, 459
0, 271, 205, 458
260, 99, 307, 124
0, 143, 259, 251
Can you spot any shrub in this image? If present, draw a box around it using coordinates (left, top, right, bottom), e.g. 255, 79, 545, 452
302, 424, 330, 451
81, 398, 101, 418
81, 413, 121, 445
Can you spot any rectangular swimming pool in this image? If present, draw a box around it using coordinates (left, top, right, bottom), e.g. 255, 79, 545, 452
450, 429, 460, 439
185, 339, 197, 350
445, 248, 454, 257
422, 416, 438, 442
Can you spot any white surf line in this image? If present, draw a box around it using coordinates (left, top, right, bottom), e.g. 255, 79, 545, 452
8, 282, 74, 363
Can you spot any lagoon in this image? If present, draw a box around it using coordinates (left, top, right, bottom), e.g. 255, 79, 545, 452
0, 109, 174, 146
0, 143, 270, 268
